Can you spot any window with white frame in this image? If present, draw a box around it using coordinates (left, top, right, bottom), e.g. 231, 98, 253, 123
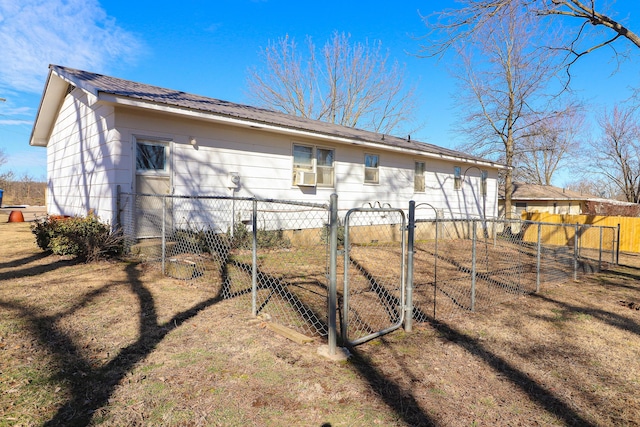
136, 140, 168, 173
364, 153, 379, 184
454, 166, 461, 190
481, 170, 488, 196
414, 161, 425, 192
292, 144, 334, 187
316, 147, 335, 187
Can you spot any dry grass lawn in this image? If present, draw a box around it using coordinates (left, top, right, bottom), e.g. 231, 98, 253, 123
1, 214, 640, 426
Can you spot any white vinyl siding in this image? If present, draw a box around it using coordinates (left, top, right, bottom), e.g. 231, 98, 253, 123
114, 109, 500, 220
46, 86, 122, 223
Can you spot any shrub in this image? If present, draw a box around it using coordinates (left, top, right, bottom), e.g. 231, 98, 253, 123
228, 219, 290, 250
31, 213, 124, 262
172, 228, 232, 257
167, 220, 290, 255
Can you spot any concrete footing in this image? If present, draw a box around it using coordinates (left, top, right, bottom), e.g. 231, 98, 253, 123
317, 344, 351, 361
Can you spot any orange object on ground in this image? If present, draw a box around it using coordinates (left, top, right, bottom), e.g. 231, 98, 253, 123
8, 211, 24, 223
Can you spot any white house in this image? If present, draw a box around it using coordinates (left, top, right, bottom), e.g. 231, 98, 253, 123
30, 65, 505, 229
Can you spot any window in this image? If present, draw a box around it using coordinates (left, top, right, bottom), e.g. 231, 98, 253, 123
316, 148, 334, 187
365, 154, 379, 184
454, 166, 461, 190
136, 141, 167, 172
481, 170, 488, 196
292, 144, 334, 187
414, 161, 425, 192
515, 202, 527, 216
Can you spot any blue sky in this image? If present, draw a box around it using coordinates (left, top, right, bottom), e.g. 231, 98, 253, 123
0, 0, 638, 183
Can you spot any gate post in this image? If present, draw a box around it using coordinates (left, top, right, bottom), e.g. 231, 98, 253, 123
404, 201, 416, 332
328, 193, 339, 356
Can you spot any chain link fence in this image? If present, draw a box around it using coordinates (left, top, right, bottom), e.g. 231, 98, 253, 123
118, 191, 331, 338
341, 207, 406, 345
409, 215, 618, 322
118, 191, 618, 351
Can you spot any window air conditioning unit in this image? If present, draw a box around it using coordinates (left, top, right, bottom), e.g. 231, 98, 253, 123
294, 170, 317, 186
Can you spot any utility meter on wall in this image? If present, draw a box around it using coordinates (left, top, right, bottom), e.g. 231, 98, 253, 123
227, 172, 240, 189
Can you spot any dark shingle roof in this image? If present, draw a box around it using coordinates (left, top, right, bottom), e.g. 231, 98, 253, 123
52, 65, 501, 167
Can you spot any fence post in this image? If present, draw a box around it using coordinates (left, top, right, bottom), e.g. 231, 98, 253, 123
616, 224, 621, 265
536, 223, 541, 293
433, 214, 439, 319
116, 185, 122, 229
161, 195, 166, 275
405, 201, 415, 332
328, 194, 338, 356
573, 223, 579, 281
599, 226, 603, 272
251, 199, 258, 317
471, 220, 477, 311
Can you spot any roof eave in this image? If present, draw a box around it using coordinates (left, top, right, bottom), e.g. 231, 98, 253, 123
501, 197, 589, 201
29, 68, 60, 147
29, 65, 102, 147
98, 92, 507, 170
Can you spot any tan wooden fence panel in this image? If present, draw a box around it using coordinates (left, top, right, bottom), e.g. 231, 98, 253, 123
523, 212, 640, 253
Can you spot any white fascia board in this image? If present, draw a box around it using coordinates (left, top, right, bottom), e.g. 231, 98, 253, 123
99, 93, 506, 170
30, 68, 101, 146
29, 72, 68, 146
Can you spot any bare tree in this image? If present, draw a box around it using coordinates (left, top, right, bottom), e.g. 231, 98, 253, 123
247, 32, 417, 134
0, 148, 7, 169
452, 3, 575, 217
565, 177, 618, 199
590, 105, 640, 203
423, 0, 640, 66
513, 111, 584, 185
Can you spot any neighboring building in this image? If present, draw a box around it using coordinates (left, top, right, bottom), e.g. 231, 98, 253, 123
499, 183, 590, 217
30, 65, 505, 230
499, 182, 640, 218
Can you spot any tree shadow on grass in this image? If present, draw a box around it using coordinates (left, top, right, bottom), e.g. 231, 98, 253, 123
2, 261, 226, 426
344, 313, 598, 427
599, 267, 640, 291
347, 346, 437, 427
425, 319, 597, 427
0, 251, 51, 271
531, 292, 640, 337
0, 253, 79, 282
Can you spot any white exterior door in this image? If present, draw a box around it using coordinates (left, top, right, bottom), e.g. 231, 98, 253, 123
135, 139, 171, 238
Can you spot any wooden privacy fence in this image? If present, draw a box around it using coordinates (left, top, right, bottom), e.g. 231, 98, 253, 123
523, 212, 640, 253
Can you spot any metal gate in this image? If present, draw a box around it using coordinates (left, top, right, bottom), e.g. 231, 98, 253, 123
342, 207, 407, 345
